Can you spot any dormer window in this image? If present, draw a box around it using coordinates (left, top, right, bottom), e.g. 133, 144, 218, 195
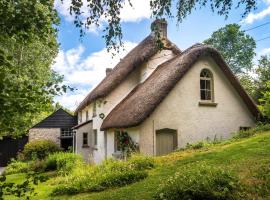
78, 112, 82, 123
200, 69, 214, 101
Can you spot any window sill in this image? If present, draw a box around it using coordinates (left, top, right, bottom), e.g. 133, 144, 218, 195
82, 145, 90, 148
198, 101, 218, 107
92, 146, 98, 150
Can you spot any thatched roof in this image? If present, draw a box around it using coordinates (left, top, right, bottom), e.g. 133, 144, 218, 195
101, 44, 260, 130
75, 35, 181, 114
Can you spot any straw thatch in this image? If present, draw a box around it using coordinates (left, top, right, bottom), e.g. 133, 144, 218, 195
75, 35, 181, 114
101, 44, 260, 130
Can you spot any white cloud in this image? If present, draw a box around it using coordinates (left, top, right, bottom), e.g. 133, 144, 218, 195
242, 6, 270, 24
52, 41, 137, 110
54, 0, 151, 32
258, 47, 270, 56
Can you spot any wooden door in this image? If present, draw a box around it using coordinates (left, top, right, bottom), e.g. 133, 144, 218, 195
156, 129, 177, 156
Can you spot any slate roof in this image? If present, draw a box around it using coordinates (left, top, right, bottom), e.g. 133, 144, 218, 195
32, 108, 77, 129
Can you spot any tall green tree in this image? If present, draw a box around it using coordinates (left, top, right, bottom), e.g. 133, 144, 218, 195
258, 81, 270, 120
0, 0, 66, 137
254, 56, 270, 101
67, 0, 257, 51
204, 24, 256, 75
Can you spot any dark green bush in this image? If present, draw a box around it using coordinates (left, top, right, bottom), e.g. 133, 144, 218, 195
21, 140, 61, 160
154, 164, 243, 200
45, 152, 83, 174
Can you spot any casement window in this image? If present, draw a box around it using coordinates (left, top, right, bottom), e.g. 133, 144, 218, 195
93, 101, 97, 117
93, 129, 98, 146
83, 132, 88, 147
200, 69, 214, 101
61, 128, 73, 138
86, 110, 89, 121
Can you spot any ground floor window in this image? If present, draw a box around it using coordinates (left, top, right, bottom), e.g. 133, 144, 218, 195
61, 128, 73, 138
83, 132, 88, 147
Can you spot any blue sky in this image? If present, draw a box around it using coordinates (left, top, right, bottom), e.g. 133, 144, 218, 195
53, 0, 270, 110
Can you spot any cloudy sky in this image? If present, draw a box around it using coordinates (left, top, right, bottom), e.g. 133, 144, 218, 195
53, 0, 270, 111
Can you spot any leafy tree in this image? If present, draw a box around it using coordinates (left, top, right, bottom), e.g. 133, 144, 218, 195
239, 74, 256, 98
254, 56, 270, 101
67, 0, 257, 51
0, 1, 67, 137
204, 24, 256, 75
258, 81, 270, 120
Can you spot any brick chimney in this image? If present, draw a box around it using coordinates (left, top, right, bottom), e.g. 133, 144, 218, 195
151, 19, 167, 39
106, 68, 112, 76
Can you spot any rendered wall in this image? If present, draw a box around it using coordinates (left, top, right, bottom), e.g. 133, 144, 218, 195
139, 57, 256, 155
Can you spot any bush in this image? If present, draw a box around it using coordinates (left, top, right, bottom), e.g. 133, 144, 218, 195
52, 157, 152, 195
128, 154, 155, 170
45, 152, 83, 174
154, 164, 243, 200
21, 140, 61, 160
5, 159, 30, 175
233, 124, 270, 139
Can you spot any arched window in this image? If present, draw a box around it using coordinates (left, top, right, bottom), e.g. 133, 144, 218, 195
200, 69, 213, 101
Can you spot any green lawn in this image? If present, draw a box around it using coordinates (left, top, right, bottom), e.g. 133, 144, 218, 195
5, 131, 270, 200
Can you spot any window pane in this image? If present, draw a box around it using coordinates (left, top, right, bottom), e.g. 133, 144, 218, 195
200, 80, 205, 89
83, 132, 88, 145
206, 80, 211, 90
206, 90, 212, 100
200, 90, 206, 100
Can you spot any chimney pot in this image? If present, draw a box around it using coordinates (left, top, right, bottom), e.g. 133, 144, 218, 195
106, 68, 112, 76
151, 19, 167, 38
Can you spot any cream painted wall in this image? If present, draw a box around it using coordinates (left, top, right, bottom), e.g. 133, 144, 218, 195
76, 50, 176, 163
139, 57, 256, 155
140, 50, 175, 82
75, 122, 94, 163
28, 128, 61, 145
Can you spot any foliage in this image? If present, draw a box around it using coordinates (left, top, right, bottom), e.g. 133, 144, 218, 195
4, 160, 30, 175
0, 172, 47, 200
233, 123, 270, 139
258, 81, 270, 120
0, 0, 70, 137
254, 56, 270, 101
204, 24, 256, 74
21, 140, 61, 161
239, 74, 256, 98
116, 131, 138, 157
45, 152, 83, 174
68, 0, 257, 51
52, 155, 154, 195
154, 164, 243, 200
128, 154, 155, 170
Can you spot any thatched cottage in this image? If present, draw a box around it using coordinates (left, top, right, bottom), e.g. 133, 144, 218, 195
73, 19, 260, 163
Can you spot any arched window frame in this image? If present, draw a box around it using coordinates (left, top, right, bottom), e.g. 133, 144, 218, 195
200, 68, 214, 102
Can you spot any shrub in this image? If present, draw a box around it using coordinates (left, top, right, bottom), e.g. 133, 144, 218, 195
45, 152, 83, 174
52, 157, 152, 195
233, 124, 270, 139
21, 140, 61, 160
5, 159, 30, 175
154, 164, 243, 200
128, 154, 155, 170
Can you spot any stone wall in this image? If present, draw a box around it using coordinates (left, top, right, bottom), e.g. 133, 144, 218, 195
28, 128, 61, 146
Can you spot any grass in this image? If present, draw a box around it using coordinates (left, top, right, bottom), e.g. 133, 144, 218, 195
5, 131, 270, 200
